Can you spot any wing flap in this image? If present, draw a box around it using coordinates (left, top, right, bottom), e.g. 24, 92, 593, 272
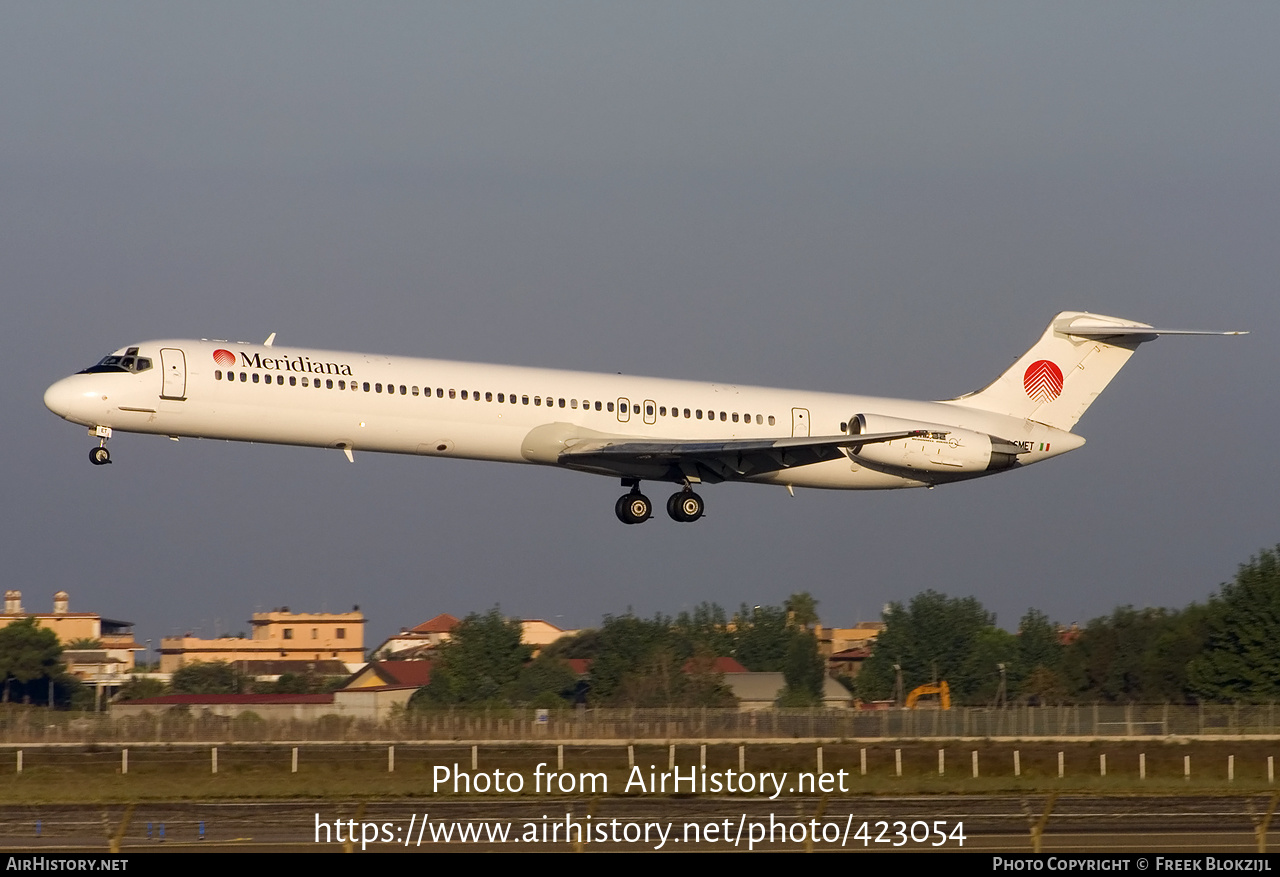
558, 429, 928, 482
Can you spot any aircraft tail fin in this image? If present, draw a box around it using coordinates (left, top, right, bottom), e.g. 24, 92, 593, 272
946, 311, 1245, 431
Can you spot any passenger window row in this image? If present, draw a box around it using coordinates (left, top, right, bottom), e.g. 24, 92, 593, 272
212, 370, 777, 426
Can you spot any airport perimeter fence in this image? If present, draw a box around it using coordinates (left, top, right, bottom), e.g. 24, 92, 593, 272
4, 704, 1280, 744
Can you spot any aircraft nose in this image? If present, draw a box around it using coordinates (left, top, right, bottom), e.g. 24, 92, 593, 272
44, 376, 99, 424
44, 377, 75, 417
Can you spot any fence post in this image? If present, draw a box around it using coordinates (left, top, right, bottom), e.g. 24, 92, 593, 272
860, 747, 866, 776
1185, 755, 1191, 781
558, 744, 564, 771
938, 749, 945, 777
1058, 751, 1064, 779
972, 750, 979, 779
1140, 753, 1146, 780
738, 744, 744, 773
15, 750, 21, 774
122, 749, 128, 775
895, 749, 902, 778
1100, 754, 1106, 777
816, 746, 822, 775
1229, 755, 1235, 782
211, 746, 217, 775
292, 747, 298, 773
1014, 750, 1020, 778
388, 745, 395, 773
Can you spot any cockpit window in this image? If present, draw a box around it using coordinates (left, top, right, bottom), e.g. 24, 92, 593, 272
78, 353, 153, 375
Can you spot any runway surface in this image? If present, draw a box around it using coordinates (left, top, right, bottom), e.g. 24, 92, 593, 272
2, 795, 1277, 852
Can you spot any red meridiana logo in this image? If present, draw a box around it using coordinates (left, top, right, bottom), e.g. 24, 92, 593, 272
1023, 360, 1064, 402
212, 349, 235, 367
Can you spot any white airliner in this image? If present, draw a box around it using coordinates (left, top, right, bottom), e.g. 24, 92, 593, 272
44, 311, 1242, 524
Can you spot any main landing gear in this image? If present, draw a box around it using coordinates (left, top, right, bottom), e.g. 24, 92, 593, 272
89, 426, 112, 466
614, 480, 704, 524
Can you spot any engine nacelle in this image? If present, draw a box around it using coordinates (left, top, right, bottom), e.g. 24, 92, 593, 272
849, 413, 1024, 474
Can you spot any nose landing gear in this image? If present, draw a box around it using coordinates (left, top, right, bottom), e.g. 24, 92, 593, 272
89, 426, 112, 466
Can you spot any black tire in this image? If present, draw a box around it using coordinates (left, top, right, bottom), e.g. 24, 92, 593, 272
615, 492, 651, 524
89, 447, 111, 466
666, 492, 683, 521
677, 491, 703, 522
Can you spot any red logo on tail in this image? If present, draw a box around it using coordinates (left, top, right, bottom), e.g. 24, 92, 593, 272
212, 349, 235, 367
1023, 360, 1064, 402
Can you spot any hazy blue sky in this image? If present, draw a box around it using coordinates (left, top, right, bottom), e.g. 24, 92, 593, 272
4, 3, 1275, 652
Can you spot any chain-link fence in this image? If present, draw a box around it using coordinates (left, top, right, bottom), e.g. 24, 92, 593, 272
2, 704, 1279, 743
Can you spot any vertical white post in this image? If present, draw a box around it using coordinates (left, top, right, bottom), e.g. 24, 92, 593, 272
292, 747, 298, 773
1100, 754, 1106, 777
738, 745, 744, 773
938, 749, 945, 776
1140, 753, 1146, 780
1229, 755, 1235, 782
702, 744, 707, 769
472, 744, 478, 770
816, 746, 822, 775
1058, 751, 1064, 779
1269, 756, 1274, 784
211, 747, 217, 775
628, 744, 634, 769
860, 748, 867, 776
972, 750, 979, 779
895, 749, 902, 778
388, 745, 395, 773
122, 749, 128, 775
1184, 755, 1191, 781
15, 750, 21, 774
557, 744, 564, 771
669, 744, 675, 770
1014, 750, 1021, 778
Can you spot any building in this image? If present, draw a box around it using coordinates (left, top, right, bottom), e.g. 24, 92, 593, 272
819, 622, 884, 679
369, 614, 575, 660
159, 607, 365, 673
0, 590, 144, 684
369, 613, 459, 660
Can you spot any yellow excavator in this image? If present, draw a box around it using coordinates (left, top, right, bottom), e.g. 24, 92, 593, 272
905, 680, 951, 710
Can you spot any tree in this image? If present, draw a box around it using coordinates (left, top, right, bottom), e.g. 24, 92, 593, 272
115, 675, 167, 701
0, 617, 63, 704
170, 661, 246, 695
732, 605, 794, 671
587, 613, 676, 706
784, 593, 820, 629
777, 630, 824, 707
64, 637, 103, 650
1187, 547, 1280, 702
856, 590, 1000, 704
1061, 606, 1204, 703
414, 608, 531, 706
585, 612, 736, 707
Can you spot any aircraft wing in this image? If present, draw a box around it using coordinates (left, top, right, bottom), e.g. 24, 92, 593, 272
557, 429, 928, 483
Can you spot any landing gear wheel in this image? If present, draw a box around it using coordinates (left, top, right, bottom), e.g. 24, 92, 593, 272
614, 492, 652, 524
89, 447, 111, 466
667, 490, 704, 522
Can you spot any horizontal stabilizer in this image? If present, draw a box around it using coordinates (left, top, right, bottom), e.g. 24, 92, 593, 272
948, 311, 1246, 431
